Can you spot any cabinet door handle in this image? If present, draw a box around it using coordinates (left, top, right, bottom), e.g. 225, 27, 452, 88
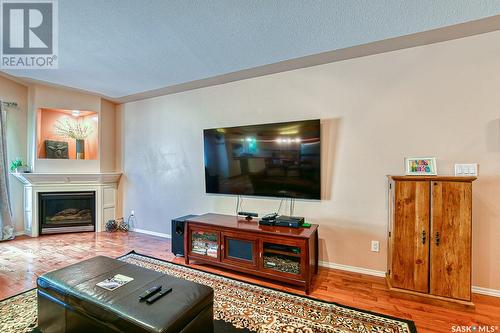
435, 232, 440, 246
421, 230, 426, 244
220, 244, 224, 251
259, 252, 262, 258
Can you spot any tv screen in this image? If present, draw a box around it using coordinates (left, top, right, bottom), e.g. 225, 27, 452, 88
203, 119, 321, 199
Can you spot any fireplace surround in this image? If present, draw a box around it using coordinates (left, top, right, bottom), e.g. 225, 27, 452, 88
39, 191, 96, 234
12, 172, 121, 237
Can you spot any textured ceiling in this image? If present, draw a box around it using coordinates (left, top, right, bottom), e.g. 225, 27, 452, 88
3, 0, 500, 99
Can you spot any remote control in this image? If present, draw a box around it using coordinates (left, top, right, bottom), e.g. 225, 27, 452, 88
146, 287, 172, 304
139, 285, 162, 301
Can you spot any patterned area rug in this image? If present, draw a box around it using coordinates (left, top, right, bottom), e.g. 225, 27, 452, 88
0, 252, 416, 333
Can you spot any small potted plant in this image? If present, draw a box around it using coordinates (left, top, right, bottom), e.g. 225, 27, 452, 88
10, 158, 30, 173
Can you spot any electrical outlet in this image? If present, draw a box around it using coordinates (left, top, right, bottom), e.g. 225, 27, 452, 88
454, 163, 478, 176
371, 240, 380, 252
130, 210, 135, 216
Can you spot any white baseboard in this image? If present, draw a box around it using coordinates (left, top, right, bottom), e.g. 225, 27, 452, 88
131, 228, 171, 239
14, 231, 25, 236
472, 286, 500, 297
319, 261, 386, 277
319, 261, 500, 298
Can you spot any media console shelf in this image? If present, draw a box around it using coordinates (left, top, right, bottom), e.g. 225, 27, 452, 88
184, 213, 319, 294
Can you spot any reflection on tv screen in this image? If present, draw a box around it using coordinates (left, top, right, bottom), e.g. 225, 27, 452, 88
204, 119, 321, 199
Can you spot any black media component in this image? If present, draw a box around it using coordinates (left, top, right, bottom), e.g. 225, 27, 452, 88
259, 213, 278, 226
139, 285, 162, 301
261, 213, 278, 221
275, 215, 305, 228
258, 219, 276, 226
146, 287, 173, 304
171, 215, 198, 257
264, 243, 301, 254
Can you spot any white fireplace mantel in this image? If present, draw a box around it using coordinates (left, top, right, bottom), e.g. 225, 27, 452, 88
11, 172, 121, 186
12, 172, 122, 237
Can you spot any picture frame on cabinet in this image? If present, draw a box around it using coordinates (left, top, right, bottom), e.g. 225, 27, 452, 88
405, 157, 437, 175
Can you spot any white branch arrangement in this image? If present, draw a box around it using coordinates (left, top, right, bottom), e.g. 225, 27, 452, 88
54, 117, 93, 140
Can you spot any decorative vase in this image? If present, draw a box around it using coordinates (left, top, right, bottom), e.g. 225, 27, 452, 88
76, 139, 85, 159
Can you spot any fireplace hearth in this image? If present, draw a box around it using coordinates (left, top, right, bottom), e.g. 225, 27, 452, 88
39, 192, 96, 235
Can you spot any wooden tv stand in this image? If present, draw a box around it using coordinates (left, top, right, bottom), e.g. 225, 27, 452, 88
184, 213, 319, 294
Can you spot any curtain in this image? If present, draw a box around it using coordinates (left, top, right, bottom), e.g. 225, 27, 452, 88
0, 101, 14, 241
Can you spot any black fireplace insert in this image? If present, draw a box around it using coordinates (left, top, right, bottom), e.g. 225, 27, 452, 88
39, 192, 96, 235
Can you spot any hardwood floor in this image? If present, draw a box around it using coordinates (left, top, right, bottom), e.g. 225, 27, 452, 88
1, 232, 499, 332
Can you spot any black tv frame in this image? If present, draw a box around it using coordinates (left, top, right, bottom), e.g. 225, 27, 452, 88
203, 119, 321, 200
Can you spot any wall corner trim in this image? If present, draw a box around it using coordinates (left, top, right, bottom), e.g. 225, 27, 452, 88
130, 228, 172, 239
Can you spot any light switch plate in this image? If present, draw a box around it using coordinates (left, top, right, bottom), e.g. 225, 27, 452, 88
371, 240, 380, 252
454, 163, 478, 176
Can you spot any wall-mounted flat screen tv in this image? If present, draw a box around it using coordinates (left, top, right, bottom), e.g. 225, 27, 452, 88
204, 119, 321, 199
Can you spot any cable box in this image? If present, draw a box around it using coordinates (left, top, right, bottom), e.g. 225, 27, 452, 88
258, 219, 276, 226
275, 215, 305, 228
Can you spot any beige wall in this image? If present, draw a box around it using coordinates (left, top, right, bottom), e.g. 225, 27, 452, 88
0, 75, 28, 233
100, 99, 116, 172
118, 30, 500, 291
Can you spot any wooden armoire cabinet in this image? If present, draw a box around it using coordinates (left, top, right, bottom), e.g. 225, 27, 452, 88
387, 176, 476, 304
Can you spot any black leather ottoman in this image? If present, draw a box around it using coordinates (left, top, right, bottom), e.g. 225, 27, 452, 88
37, 256, 214, 333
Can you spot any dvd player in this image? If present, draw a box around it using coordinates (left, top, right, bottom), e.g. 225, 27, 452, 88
258, 219, 276, 226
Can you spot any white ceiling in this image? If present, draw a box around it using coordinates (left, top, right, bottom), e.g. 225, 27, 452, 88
3, 0, 500, 100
